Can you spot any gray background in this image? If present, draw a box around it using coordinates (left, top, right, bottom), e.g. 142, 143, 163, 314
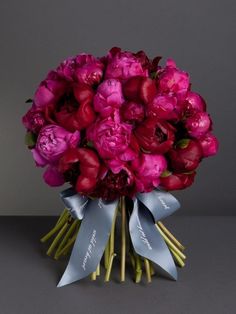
0, 0, 235, 215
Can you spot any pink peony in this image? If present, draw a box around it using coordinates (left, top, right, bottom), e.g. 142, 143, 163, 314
34, 71, 67, 108
131, 153, 167, 192
198, 133, 219, 157
185, 112, 211, 138
33, 125, 80, 166
75, 54, 104, 85
22, 105, 46, 133
93, 79, 124, 117
157, 59, 190, 94
147, 95, 179, 121
57, 57, 77, 81
105, 48, 148, 80
87, 112, 137, 173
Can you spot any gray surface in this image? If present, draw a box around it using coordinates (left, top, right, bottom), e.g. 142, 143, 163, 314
0, 0, 235, 215
0, 216, 235, 314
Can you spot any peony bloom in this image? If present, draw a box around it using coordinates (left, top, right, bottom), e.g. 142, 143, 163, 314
160, 171, 196, 190
185, 112, 211, 139
58, 148, 100, 193
134, 118, 175, 154
168, 139, 202, 172
121, 101, 145, 123
123, 76, 157, 105
22, 105, 46, 133
198, 133, 219, 157
147, 94, 179, 121
75, 54, 104, 85
157, 59, 190, 94
183, 91, 206, 116
33, 125, 80, 166
45, 83, 96, 132
87, 112, 138, 173
105, 47, 148, 80
34, 71, 67, 108
93, 79, 124, 117
89, 169, 135, 201
57, 57, 77, 81
131, 153, 167, 192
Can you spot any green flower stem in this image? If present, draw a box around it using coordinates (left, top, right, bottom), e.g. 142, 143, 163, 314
135, 254, 142, 283
91, 271, 97, 281
46, 222, 69, 256
170, 248, 185, 267
129, 252, 136, 271
156, 224, 186, 260
40, 212, 70, 243
104, 240, 110, 270
56, 208, 68, 226
144, 258, 152, 283
150, 262, 155, 276
109, 204, 118, 256
104, 253, 116, 282
57, 225, 80, 258
120, 196, 126, 282
54, 220, 78, 260
157, 221, 185, 251
96, 264, 100, 276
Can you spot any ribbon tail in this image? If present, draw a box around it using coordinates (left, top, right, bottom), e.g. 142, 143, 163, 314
129, 198, 177, 280
57, 198, 118, 287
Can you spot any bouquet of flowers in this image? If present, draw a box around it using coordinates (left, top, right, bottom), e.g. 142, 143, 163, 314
22, 47, 218, 286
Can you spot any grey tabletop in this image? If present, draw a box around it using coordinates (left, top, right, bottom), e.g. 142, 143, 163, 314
0, 216, 235, 314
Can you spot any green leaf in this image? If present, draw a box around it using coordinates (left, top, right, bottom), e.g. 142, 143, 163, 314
150, 72, 157, 79
86, 141, 94, 148
161, 170, 172, 178
25, 132, 36, 148
25, 98, 33, 103
141, 147, 151, 154
177, 139, 190, 149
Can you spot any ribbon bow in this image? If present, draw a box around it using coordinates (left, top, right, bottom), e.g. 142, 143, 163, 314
57, 189, 180, 287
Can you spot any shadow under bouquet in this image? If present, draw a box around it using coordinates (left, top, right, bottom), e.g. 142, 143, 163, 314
22, 47, 218, 287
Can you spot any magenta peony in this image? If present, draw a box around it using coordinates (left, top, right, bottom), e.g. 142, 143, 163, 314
22, 105, 46, 133
185, 112, 211, 138
74, 54, 104, 85
157, 59, 190, 94
93, 79, 124, 117
131, 153, 167, 192
105, 48, 148, 80
33, 125, 80, 166
198, 133, 219, 157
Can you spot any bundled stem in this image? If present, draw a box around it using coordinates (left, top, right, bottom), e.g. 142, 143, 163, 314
40, 202, 187, 283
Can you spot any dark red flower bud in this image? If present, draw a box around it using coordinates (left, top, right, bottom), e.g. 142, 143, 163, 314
168, 139, 202, 172
134, 118, 175, 154
73, 83, 94, 104
123, 76, 157, 104
160, 170, 196, 190
121, 101, 145, 123
58, 147, 100, 193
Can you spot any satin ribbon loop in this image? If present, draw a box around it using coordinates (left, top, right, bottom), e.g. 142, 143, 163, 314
60, 188, 88, 220
58, 192, 118, 287
129, 190, 180, 281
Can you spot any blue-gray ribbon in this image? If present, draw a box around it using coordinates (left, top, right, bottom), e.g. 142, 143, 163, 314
57, 189, 118, 287
130, 190, 180, 280
57, 188, 180, 287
